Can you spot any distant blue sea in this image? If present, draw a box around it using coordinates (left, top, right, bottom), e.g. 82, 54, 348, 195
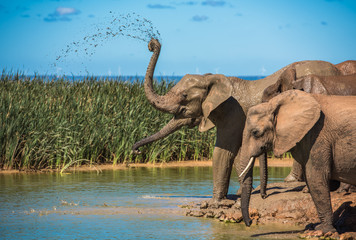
27, 75, 266, 83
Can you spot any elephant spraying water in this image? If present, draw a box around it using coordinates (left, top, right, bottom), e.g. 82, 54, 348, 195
132, 38, 344, 202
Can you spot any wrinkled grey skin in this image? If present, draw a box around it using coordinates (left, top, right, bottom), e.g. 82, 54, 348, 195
132, 118, 201, 154
238, 90, 356, 233
335, 60, 356, 75
262, 66, 356, 192
262, 67, 356, 102
133, 38, 343, 202
293, 73, 356, 95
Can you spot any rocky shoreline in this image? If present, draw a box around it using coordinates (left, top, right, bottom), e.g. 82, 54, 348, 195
181, 182, 356, 240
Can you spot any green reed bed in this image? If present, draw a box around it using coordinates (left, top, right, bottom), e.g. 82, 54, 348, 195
0, 72, 216, 170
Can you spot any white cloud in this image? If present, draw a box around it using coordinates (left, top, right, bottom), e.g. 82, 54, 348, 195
44, 7, 81, 22
56, 7, 80, 16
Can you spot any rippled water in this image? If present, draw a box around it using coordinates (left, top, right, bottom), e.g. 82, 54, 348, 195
0, 166, 293, 240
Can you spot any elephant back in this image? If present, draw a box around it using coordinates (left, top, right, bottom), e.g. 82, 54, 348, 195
294, 61, 340, 78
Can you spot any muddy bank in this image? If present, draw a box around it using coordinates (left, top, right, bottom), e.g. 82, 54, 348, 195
0, 158, 293, 174
183, 182, 356, 239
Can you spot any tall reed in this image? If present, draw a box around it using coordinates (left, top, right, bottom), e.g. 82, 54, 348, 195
0, 72, 216, 170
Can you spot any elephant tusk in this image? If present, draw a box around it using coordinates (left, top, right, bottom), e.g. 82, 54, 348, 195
239, 157, 255, 178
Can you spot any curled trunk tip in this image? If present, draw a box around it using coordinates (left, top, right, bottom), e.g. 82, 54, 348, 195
148, 38, 161, 52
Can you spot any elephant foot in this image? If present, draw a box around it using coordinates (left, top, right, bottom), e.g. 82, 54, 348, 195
261, 192, 268, 199
205, 198, 236, 209
336, 183, 356, 193
284, 173, 299, 182
314, 222, 337, 234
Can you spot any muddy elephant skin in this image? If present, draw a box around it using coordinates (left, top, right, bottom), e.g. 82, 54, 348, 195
133, 38, 344, 202
238, 90, 356, 233
262, 65, 356, 191
335, 60, 356, 75
262, 65, 356, 103
292, 73, 356, 95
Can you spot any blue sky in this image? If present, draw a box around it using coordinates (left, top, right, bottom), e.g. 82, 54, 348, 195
1, 0, 355, 76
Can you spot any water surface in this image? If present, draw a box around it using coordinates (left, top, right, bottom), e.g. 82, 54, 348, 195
0, 166, 294, 239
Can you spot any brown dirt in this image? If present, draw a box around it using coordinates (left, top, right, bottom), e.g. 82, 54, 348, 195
183, 182, 356, 239
0, 157, 294, 174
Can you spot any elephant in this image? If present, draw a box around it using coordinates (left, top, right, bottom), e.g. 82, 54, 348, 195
292, 73, 356, 95
262, 67, 356, 103
133, 38, 344, 202
238, 90, 356, 233
335, 60, 356, 75
262, 65, 356, 192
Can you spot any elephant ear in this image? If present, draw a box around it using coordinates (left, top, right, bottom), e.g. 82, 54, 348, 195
262, 79, 282, 102
199, 75, 233, 132
271, 90, 321, 156
262, 67, 296, 102
280, 67, 297, 91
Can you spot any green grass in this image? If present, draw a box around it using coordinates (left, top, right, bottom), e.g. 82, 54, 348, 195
0, 71, 216, 170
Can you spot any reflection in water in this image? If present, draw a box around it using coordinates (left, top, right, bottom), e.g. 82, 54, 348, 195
0, 166, 291, 239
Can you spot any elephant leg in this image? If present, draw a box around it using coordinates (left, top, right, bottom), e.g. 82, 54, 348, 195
336, 182, 352, 193
209, 97, 244, 201
212, 147, 235, 200
305, 160, 336, 233
284, 160, 305, 182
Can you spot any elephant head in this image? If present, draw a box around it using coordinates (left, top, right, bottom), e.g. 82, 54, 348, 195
132, 39, 234, 153
238, 90, 321, 226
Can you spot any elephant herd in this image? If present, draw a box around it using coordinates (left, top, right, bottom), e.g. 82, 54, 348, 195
132, 39, 356, 234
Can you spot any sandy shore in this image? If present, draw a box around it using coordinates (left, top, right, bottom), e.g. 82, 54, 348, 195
0, 157, 293, 174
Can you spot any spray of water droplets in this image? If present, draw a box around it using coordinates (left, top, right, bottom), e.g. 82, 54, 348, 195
53, 12, 161, 74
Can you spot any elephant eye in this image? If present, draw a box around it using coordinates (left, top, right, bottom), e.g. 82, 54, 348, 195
179, 107, 187, 115
251, 129, 261, 138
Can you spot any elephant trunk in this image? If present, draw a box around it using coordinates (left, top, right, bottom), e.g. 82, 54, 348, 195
240, 157, 255, 227
239, 156, 255, 227
258, 153, 268, 199
144, 39, 183, 114
132, 117, 200, 154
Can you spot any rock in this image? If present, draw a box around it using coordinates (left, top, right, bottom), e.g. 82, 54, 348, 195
219, 199, 236, 209
214, 211, 224, 219
190, 210, 204, 217
204, 211, 214, 218
232, 200, 241, 209
231, 212, 243, 222
340, 233, 355, 240
200, 201, 208, 209
181, 182, 356, 238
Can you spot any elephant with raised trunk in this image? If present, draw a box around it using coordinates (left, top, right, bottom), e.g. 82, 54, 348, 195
238, 90, 356, 234
133, 38, 342, 202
